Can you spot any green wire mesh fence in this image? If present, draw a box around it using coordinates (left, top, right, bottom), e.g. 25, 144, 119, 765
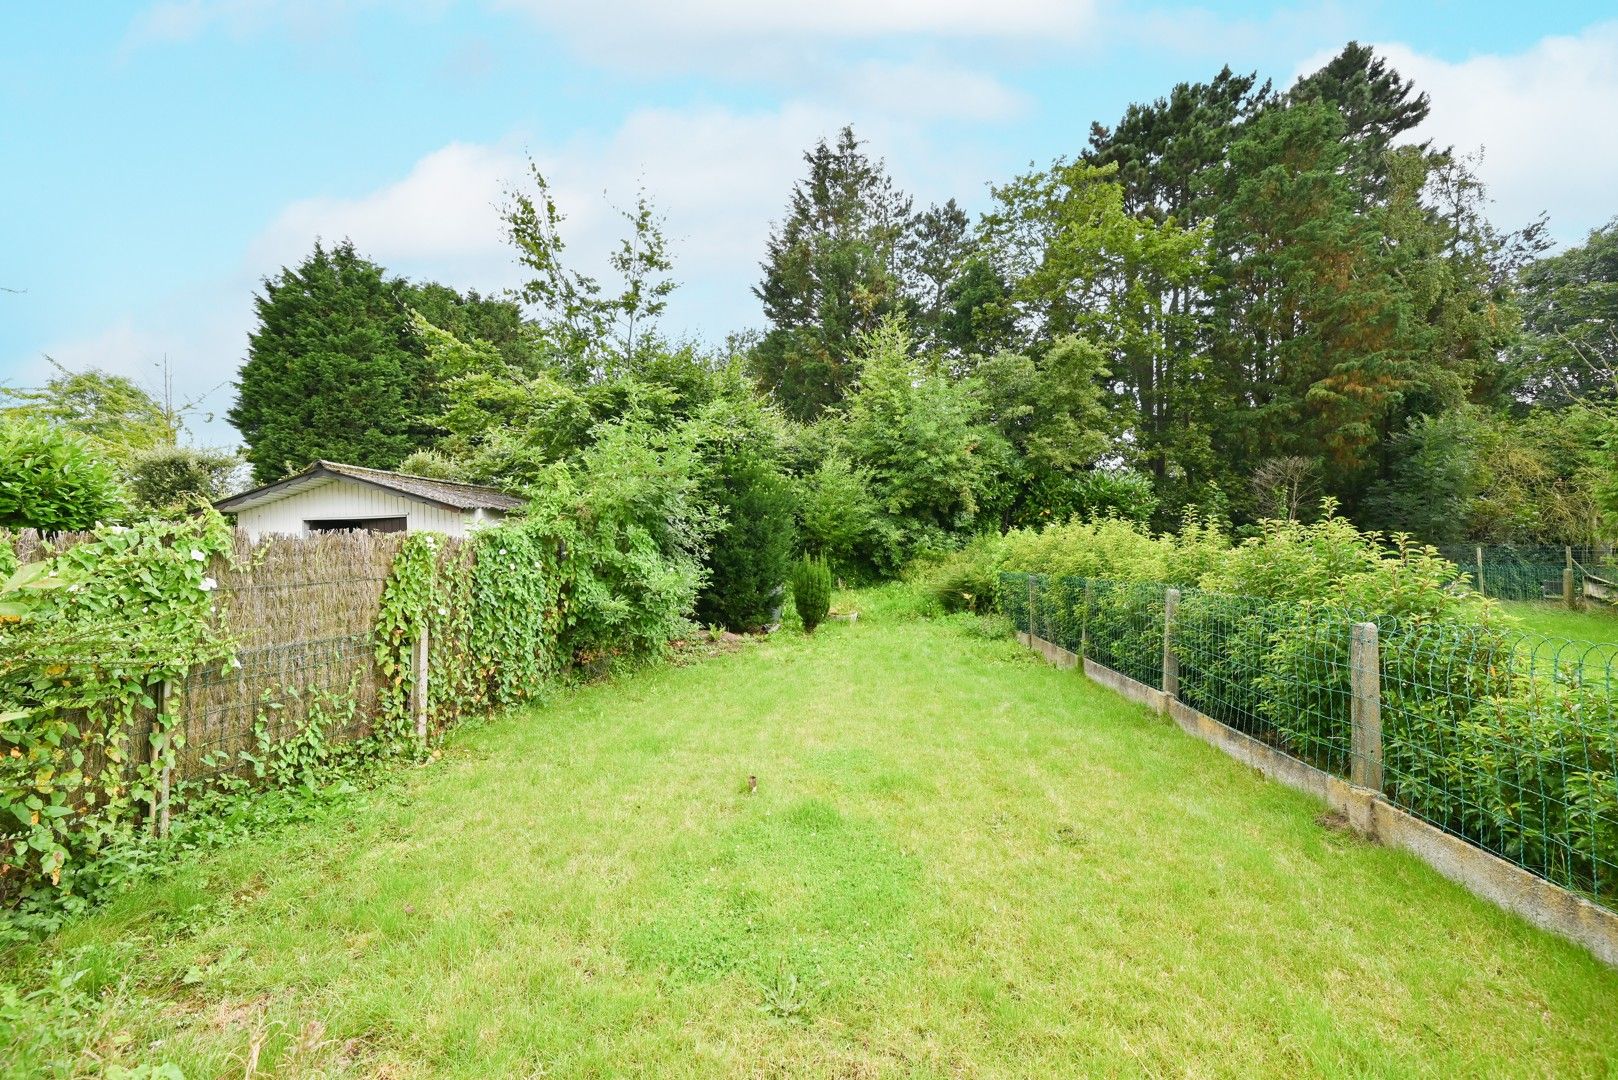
1437, 545, 1618, 601
1003, 570, 1618, 909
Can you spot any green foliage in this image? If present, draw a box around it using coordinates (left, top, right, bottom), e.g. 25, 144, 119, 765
795, 450, 886, 582
0, 363, 174, 463
503, 160, 676, 381
790, 556, 833, 633
0, 512, 234, 912
0, 419, 126, 530
698, 451, 797, 632
912, 534, 1006, 615
533, 421, 714, 664
837, 317, 1006, 573
1515, 216, 1618, 405
750, 126, 913, 419
230, 239, 442, 483
125, 445, 243, 514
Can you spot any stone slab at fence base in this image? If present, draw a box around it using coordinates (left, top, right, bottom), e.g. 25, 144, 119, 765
1081, 657, 1168, 711
1021, 631, 1618, 969
1017, 631, 1078, 669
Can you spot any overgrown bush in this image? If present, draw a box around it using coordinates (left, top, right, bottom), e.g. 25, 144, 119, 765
913, 533, 1006, 614
999, 507, 1618, 902
0, 419, 125, 530
790, 556, 832, 633
531, 420, 714, 664
125, 445, 243, 513
796, 450, 887, 581
697, 450, 797, 631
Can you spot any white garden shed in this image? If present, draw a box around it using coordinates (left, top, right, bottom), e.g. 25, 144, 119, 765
216, 460, 525, 539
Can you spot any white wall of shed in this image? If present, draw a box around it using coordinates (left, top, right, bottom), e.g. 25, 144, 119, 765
231, 477, 476, 538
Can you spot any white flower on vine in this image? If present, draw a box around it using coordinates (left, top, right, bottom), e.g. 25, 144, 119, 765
109, 525, 127, 534
437, 607, 449, 616
200, 576, 218, 592
190, 549, 206, 562
499, 548, 508, 556
68, 584, 82, 593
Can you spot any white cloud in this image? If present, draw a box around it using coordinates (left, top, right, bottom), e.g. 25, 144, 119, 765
24, 301, 252, 448
1298, 21, 1618, 242
252, 140, 522, 288
842, 59, 1029, 123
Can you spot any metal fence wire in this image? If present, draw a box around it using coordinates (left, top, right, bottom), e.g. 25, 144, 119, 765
1437, 544, 1618, 602
1004, 570, 1618, 910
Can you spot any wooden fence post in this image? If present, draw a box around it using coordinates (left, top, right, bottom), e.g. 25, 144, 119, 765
412, 625, 430, 745
1162, 589, 1180, 701
1349, 622, 1383, 792
1566, 546, 1577, 610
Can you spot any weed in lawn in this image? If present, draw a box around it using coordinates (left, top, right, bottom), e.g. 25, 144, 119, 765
756, 958, 827, 1021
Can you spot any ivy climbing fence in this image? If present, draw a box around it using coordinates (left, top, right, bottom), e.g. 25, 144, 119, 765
1, 524, 504, 909
1002, 571, 1618, 915
7, 527, 414, 789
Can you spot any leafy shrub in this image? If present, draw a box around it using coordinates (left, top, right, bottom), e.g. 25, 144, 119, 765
790, 555, 832, 633
796, 450, 887, 581
532, 420, 714, 664
698, 451, 797, 631
1389, 670, 1618, 895
125, 445, 244, 513
1000, 517, 1174, 583
0, 419, 125, 530
913, 533, 1006, 614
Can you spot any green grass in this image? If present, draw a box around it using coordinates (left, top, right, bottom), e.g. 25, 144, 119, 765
7, 602, 1618, 1077
1499, 600, 1618, 681
1502, 599, 1618, 644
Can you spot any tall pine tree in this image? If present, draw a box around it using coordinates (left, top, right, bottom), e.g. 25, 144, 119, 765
750, 126, 913, 420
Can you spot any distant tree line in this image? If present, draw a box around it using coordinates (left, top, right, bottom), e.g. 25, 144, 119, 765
12, 40, 1618, 611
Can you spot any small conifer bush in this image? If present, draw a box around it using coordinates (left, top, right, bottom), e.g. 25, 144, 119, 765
791, 555, 833, 633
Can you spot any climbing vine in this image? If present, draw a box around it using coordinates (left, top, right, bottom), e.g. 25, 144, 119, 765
0, 512, 235, 907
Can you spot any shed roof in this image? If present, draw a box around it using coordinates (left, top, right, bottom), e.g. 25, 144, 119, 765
215, 460, 526, 515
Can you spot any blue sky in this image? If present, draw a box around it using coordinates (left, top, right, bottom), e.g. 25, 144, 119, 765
4, 1, 1617, 444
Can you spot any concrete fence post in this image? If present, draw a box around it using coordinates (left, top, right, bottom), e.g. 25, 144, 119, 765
1349, 622, 1383, 792
1080, 580, 1092, 658
412, 625, 430, 745
1475, 545, 1486, 597
1162, 589, 1181, 701
1027, 576, 1038, 642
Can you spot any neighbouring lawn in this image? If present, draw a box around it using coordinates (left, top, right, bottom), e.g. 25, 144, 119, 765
1503, 598, 1618, 644
1500, 600, 1618, 680
7, 600, 1618, 1077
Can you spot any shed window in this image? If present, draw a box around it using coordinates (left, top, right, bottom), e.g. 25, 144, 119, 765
304, 517, 408, 534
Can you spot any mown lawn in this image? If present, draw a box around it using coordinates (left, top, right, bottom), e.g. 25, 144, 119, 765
1503, 598, 1618, 644
7, 601, 1618, 1077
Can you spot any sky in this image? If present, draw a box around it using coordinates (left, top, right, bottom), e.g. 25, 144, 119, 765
3, 1, 1617, 446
